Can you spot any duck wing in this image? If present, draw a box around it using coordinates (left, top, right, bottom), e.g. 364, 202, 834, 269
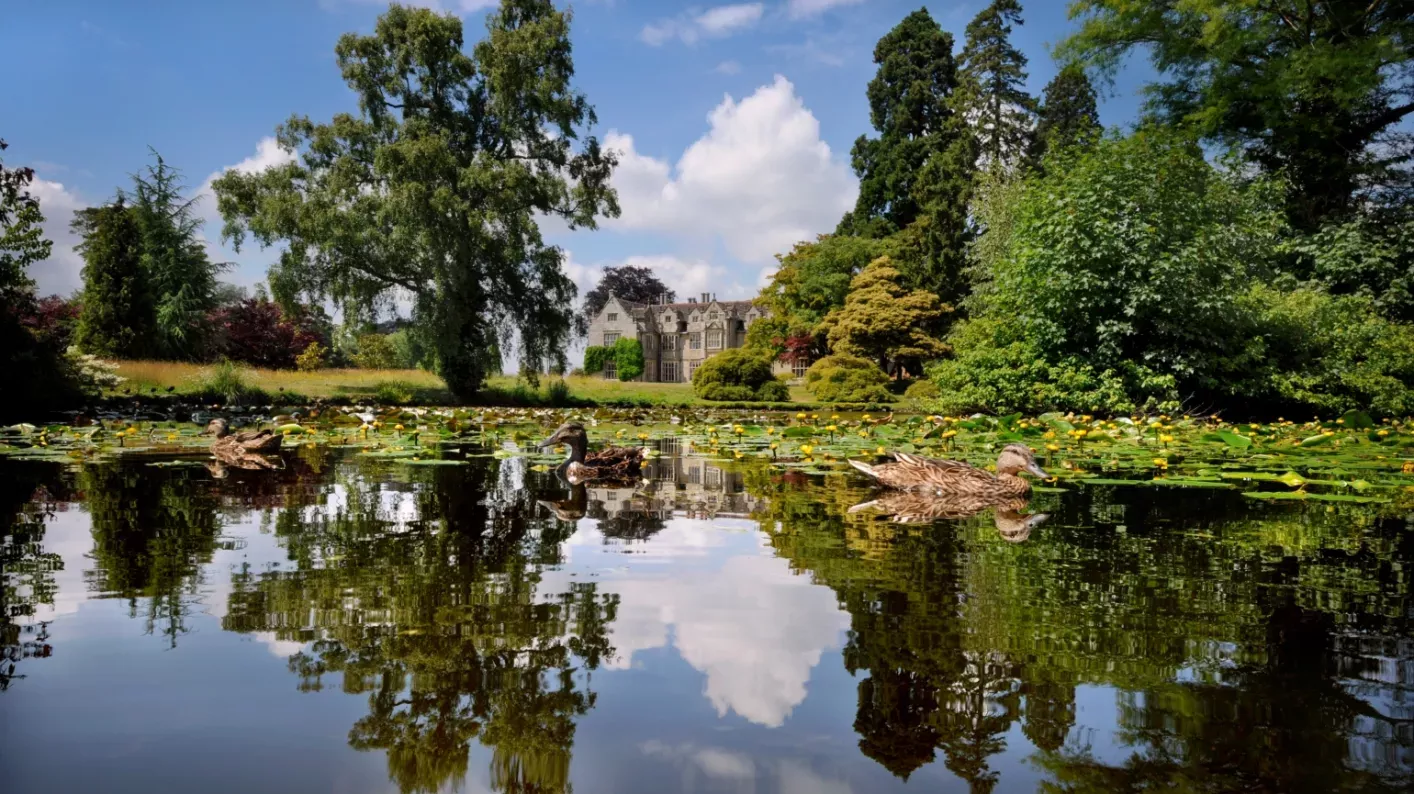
233, 429, 281, 453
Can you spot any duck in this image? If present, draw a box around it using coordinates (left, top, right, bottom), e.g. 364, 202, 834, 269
539, 422, 644, 485
202, 418, 283, 456
847, 491, 1049, 541
847, 443, 1048, 498
538, 485, 589, 521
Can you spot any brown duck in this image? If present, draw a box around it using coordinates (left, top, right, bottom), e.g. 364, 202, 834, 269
848, 443, 1048, 498
847, 492, 1049, 541
202, 418, 282, 470
539, 422, 644, 485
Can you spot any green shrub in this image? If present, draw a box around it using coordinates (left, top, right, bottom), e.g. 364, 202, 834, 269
543, 378, 572, 406
929, 316, 1167, 415
1237, 284, 1414, 417
353, 333, 399, 369
295, 341, 328, 372
902, 379, 941, 402
195, 360, 270, 405
692, 348, 788, 402
612, 337, 645, 381
755, 379, 791, 402
387, 329, 433, 370
373, 379, 416, 405
804, 354, 894, 403
583, 345, 609, 374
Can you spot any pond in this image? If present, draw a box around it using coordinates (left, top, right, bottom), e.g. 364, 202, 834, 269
2, 409, 1412, 793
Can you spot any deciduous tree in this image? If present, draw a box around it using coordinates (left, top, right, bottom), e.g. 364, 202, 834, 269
213, 2, 619, 398
579, 265, 673, 335
1059, 0, 1414, 228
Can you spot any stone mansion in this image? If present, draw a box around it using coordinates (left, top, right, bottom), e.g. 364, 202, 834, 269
586, 292, 803, 383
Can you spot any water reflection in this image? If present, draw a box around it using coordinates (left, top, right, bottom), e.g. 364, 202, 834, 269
2, 446, 1412, 793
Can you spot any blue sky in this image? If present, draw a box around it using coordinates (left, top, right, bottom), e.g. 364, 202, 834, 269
5, 0, 1153, 308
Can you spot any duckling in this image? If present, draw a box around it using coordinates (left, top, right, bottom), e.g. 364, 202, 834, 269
848, 443, 1048, 498
539, 422, 643, 485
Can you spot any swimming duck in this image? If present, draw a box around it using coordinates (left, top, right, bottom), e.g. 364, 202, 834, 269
203, 418, 282, 456
848, 443, 1048, 498
847, 491, 1049, 541
539, 422, 644, 485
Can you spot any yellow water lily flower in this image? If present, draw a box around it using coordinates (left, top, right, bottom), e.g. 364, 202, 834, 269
1153, 458, 1169, 468
1046, 443, 1060, 452
876, 446, 885, 454
800, 444, 814, 456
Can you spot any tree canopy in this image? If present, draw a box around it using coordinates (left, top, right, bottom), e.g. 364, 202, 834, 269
1058, 0, 1414, 228
838, 9, 964, 238
129, 150, 227, 358
1027, 64, 1100, 168
212, 1, 619, 398
74, 198, 156, 359
579, 265, 673, 335
819, 256, 950, 377
957, 0, 1036, 171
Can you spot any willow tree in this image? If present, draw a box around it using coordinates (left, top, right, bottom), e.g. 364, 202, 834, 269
212, 1, 618, 397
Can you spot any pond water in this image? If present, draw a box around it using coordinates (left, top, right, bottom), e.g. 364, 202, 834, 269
3, 434, 1412, 793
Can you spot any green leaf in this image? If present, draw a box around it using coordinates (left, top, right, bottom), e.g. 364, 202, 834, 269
1202, 431, 1252, 449
1300, 434, 1334, 447
1340, 410, 1375, 429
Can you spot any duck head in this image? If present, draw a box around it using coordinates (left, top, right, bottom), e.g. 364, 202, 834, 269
996, 443, 1047, 479
201, 418, 231, 438
540, 422, 589, 462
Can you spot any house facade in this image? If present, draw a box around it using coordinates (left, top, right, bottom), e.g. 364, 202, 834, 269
586, 292, 803, 382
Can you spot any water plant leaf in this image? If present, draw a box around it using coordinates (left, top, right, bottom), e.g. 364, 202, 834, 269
1300, 434, 1334, 447
1340, 410, 1375, 429
1202, 431, 1252, 449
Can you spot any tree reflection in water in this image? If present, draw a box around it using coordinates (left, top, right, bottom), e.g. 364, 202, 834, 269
6, 445, 1412, 792
751, 468, 1414, 792
219, 455, 617, 794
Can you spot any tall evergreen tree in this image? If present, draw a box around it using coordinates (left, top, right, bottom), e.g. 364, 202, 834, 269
1026, 64, 1100, 169
837, 9, 965, 238
956, 0, 1036, 171
75, 199, 155, 358
129, 150, 227, 359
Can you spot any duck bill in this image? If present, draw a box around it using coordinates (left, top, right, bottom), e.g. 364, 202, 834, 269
539, 430, 567, 449
1026, 462, 1048, 478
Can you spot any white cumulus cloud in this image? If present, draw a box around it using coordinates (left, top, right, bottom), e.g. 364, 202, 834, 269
641, 3, 764, 46
26, 177, 89, 297
603, 75, 856, 265
194, 137, 298, 286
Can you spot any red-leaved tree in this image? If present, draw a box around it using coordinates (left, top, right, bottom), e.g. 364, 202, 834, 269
209, 298, 327, 369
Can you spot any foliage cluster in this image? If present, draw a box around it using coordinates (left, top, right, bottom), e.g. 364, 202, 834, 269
212, 2, 619, 399
352, 333, 399, 370
582, 345, 609, 375
804, 354, 894, 403
933, 131, 1414, 416
73, 152, 228, 360
691, 348, 790, 402
208, 298, 329, 370
295, 341, 328, 372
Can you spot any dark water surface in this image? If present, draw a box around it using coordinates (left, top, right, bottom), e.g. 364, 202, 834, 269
3, 446, 1411, 793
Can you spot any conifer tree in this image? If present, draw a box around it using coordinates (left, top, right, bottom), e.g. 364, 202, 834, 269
837, 9, 965, 238
818, 256, 951, 377
130, 150, 227, 359
957, 0, 1036, 171
1027, 64, 1100, 170
75, 199, 155, 358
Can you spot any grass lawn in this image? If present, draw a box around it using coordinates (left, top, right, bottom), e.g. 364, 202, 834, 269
109, 360, 820, 406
